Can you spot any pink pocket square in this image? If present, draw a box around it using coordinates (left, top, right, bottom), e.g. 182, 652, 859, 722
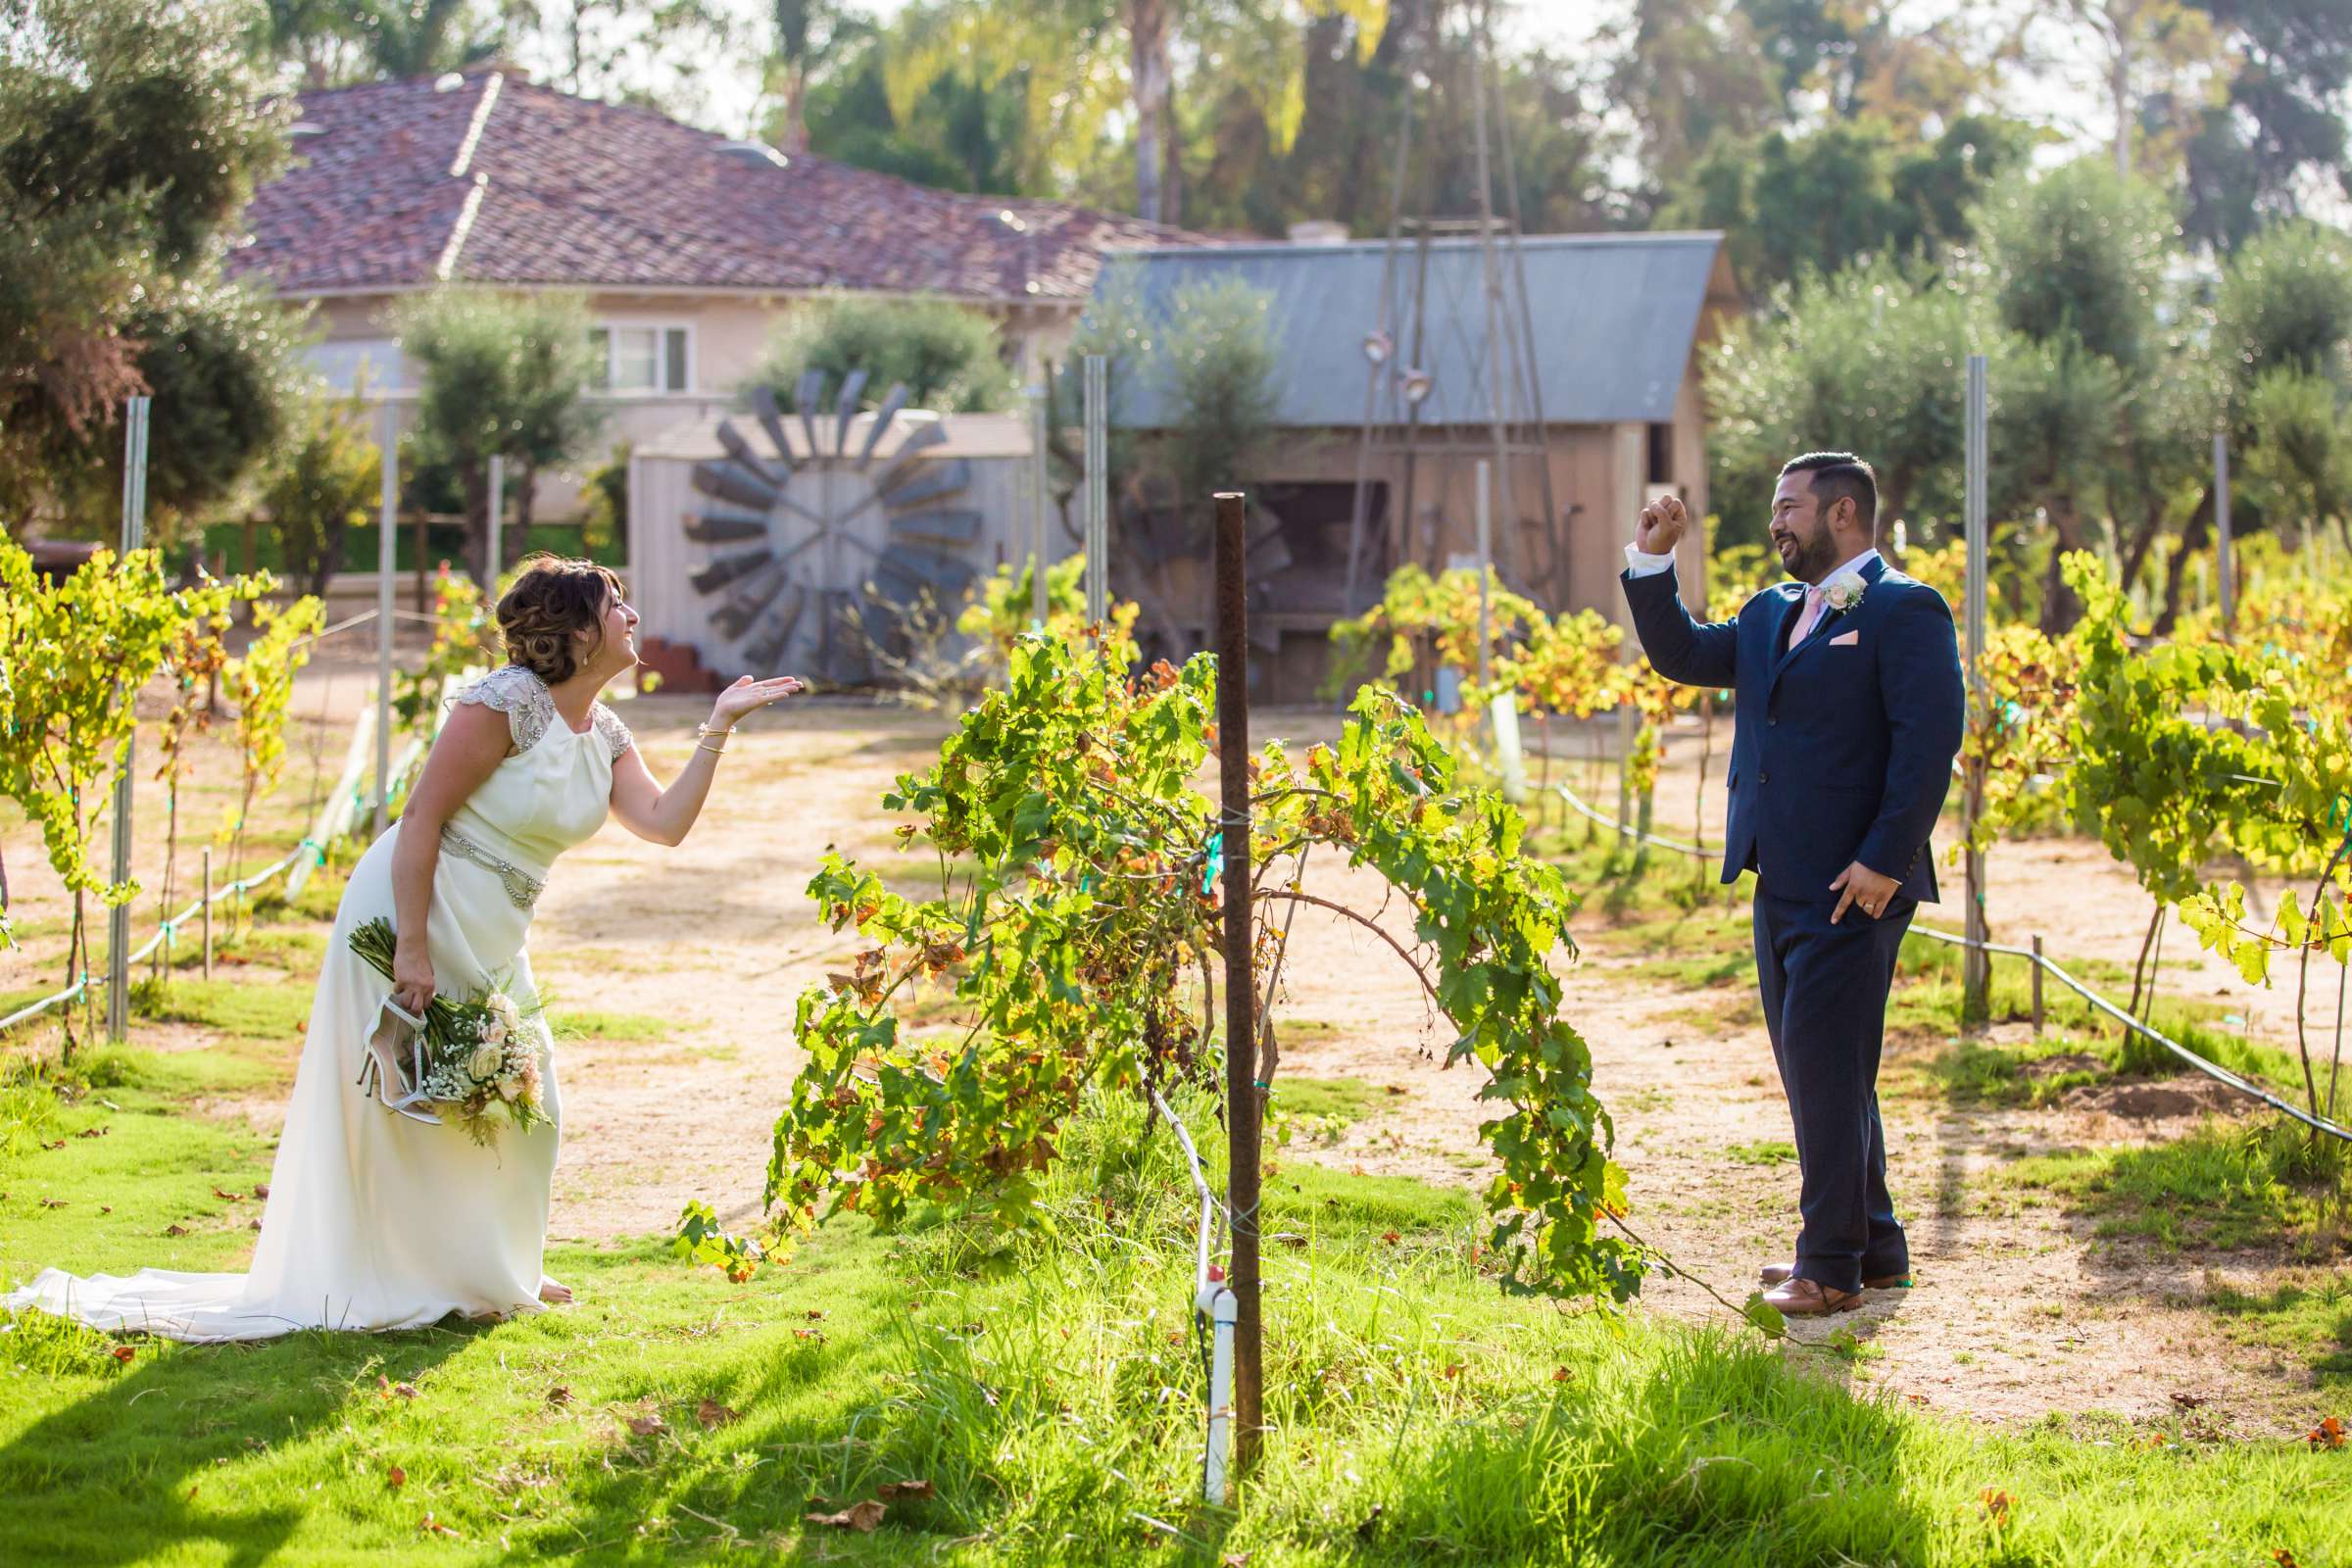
1829, 629, 1860, 646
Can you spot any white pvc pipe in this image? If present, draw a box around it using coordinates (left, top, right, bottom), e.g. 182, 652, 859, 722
1201, 1276, 1238, 1506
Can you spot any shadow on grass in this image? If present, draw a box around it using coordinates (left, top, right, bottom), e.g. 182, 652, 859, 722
0, 1318, 472, 1566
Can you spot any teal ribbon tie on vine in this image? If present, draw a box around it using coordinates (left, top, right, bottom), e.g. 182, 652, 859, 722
1200, 830, 1224, 896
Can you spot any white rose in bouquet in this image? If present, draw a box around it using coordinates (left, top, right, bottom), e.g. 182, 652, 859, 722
467, 1043, 502, 1079
483, 1019, 508, 1047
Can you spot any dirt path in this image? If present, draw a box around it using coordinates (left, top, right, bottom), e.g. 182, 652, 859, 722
13, 688, 2333, 1432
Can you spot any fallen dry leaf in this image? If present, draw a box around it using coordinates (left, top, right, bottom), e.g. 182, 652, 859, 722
1442, 1364, 1462, 1380
213, 1189, 243, 1201
546, 1386, 573, 1406
793, 1328, 825, 1343
2273, 1551, 2299, 1568
805, 1498, 886, 1532
254, 1183, 270, 1199
2309, 1417, 2345, 1450
39, 1198, 65, 1208
626, 1413, 668, 1437
1979, 1488, 2013, 1528
112, 1346, 135, 1364
164, 1224, 188, 1237
805, 1309, 827, 1322
387, 1467, 406, 1490
418, 1513, 460, 1537
249, 1219, 262, 1232
875, 1480, 934, 1501
99, 1205, 111, 1214
392, 1382, 418, 1400
694, 1398, 738, 1431
74, 1125, 109, 1139
1379, 1231, 1400, 1246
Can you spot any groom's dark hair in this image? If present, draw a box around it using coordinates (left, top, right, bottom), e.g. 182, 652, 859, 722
1781, 452, 1878, 534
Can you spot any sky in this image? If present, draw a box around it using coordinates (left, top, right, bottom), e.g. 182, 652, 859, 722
507, 0, 2343, 220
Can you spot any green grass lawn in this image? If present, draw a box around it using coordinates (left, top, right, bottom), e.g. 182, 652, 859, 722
6, 1046, 2350, 1565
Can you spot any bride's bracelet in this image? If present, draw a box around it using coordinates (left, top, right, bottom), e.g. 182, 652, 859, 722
695, 718, 732, 757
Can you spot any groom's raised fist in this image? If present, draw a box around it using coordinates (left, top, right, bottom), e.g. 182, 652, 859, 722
1636, 493, 1689, 554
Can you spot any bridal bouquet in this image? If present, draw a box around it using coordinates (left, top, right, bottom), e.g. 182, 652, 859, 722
349, 917, 551, 1147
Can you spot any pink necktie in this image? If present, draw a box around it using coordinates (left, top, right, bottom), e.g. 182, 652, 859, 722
1785, 584, 1826, 654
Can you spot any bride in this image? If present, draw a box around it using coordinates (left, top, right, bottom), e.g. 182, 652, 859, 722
6, 556, 802, 1341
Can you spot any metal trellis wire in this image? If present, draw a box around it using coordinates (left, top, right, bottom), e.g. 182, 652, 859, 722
1553, 780, 2352, 1145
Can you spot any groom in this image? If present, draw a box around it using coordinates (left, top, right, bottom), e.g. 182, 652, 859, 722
1619, 453, 1965, 1316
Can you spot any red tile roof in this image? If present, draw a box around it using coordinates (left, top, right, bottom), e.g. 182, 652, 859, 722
230, 71, 1211, 303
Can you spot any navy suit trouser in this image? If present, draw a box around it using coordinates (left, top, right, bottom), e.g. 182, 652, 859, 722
1752, 883, 1913, 1294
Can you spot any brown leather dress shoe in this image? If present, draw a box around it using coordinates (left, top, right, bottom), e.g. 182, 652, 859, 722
1760, 1276, 1862, 1316
1760, 1261, 1912, 1290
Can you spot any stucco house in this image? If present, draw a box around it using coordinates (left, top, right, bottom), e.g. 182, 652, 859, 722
228, 64, 1206, 516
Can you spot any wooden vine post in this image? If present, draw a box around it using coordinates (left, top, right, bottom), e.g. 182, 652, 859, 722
1212, 489, 1264, 1472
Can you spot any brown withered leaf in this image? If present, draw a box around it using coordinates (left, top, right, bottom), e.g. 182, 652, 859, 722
805, 1498, 886, 1532
253, 1183, 270, 1199
112, 1346, 135, 1364
74, 1125, 109, 1139
164, 1224, 188, 1237
627, 1413, 668, 1437
546, 1385, 574, 1406
98, 1204, 111, 1214
875, 1480, 934, 1501
386, 1466, 407, 1490
694, 1397, 738, 1431
213, 1189, 243, 1201
417, 1513, 460, 1537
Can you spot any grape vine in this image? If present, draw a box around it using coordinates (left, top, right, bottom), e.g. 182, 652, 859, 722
754, 625, 1640, 1302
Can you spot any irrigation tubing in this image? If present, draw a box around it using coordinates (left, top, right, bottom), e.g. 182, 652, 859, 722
0, 844, 313, 1036
1149, 1086, 1225, 1295
1554, 781, 2352, 1146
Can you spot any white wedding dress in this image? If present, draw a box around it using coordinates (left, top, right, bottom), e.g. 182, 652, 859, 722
5, 665, 631, 1341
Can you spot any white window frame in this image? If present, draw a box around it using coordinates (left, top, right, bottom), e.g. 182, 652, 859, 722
589, 319, 695, 396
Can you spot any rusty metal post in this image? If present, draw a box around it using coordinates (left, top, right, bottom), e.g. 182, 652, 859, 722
414, 507, 430, 614
201, 846, 214, 981
1211, 489, 1262, 1473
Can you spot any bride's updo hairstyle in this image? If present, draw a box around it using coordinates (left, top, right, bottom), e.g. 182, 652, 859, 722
496, 554, 627, 684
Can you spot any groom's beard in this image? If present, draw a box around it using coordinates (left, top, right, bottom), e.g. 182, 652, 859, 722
1783, 528, 1838, 584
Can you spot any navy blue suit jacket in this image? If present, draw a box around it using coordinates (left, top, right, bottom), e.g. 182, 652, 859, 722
1619, 556, 1964, 905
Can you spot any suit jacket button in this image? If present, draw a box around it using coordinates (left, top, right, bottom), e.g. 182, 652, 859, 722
1767, 715, 1778, 726
1759, 772, 1769, 784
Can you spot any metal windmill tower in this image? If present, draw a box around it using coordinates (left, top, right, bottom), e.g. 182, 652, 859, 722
1340, 2, 1559, 613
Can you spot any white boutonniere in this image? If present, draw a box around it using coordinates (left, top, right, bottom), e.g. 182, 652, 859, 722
1823, 571, 1868, 613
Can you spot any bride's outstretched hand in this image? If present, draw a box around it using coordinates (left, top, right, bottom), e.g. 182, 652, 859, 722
709, 674, 806, 730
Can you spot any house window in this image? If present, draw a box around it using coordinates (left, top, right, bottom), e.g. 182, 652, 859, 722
1646, 421, 1674, 485
304, 338, 408, 393
589, 324, 692, 393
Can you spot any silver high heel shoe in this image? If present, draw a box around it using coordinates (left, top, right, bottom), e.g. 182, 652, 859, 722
357, 998, 443, 1125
